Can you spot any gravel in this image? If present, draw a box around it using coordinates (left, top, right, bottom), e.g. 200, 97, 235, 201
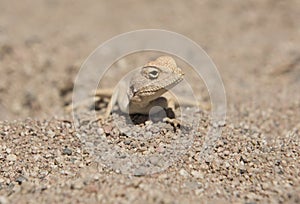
1, 0, 300, 203
0, 102, 299, 203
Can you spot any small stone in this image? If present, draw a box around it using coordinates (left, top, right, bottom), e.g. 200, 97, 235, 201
15, 176, 27, 185
119, 127, 131, 134
133, 167, 147, 176
7, 154, 17, 161
179, 168, 189, 177
71, 180, 83, 190
103, 125, 112, 134
97, 128, 104, 135
47, 130, 56, 138
45, 153, 53, 158
158, 174, 169, 180
224, 161, 230, 168
195, 188, 204, 195
5, 148, 11, 154
54, 157, 63, 165
191, 170, 204, 179
149, 155, 160, 165
239, 167, 247, 174
124, 139, 131, 145
39, 170, 49, 178
0, 196, 8, 204
145, 121, 152, 126
93, 174, 100, 181
152, 126, 160, 134
62, 147, 72, 156
184, 181, 202, 189
85, 183, 98, 193
31, 146, 38, 154
145, 131, 152, 138
223, 150, 230, 156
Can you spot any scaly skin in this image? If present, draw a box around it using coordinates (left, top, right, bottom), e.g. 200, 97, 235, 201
95, 56, 184, 117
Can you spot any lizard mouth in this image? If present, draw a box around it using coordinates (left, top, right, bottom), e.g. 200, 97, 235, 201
136, 73, 184, 96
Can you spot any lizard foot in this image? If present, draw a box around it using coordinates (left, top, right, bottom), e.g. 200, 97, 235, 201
163, 117, 181, 129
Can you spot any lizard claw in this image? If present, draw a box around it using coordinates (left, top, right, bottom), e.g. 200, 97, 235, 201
163, 117, 181, 128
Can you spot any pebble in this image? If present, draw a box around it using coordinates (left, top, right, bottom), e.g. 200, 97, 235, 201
15, 176, 27, 184
103, 125, 112, 134
179, 169, 189, 177
47, 130, 56, 138
133, 168, 147, 177
195, 188, 204, 195
223, 150, 230, 156
149, 155, 160, 165
0, 196, 8, 204
184, 181, 202, 190
144, 131, 153, 138
124, 139, 131, 145
7, 154, 17, 161
224, 162, 230, 168
0, 102, 299, 203
71, 180, 84, 190
62, 147, 72, 156
5, 148, 11, 154
191, 170, 204, 179
97, 128, 104, 135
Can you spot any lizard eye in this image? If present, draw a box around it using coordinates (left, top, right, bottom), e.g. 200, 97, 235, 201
148, 69, 159, 79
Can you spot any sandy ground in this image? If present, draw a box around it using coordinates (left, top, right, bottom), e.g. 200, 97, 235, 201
0, 0, 300, 203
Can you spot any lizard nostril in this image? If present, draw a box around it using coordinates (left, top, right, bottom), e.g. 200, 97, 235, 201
129, 85, 137, 95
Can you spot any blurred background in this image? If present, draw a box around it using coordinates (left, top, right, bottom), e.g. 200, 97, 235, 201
0, 0, 299, 120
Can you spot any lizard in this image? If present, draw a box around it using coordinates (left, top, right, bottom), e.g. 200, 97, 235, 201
94, 56, 185, 122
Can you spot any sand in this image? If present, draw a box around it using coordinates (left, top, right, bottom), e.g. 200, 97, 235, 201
0, 0, 299, 203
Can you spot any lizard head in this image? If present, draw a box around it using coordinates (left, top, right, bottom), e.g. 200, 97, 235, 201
129, 56, 184, 104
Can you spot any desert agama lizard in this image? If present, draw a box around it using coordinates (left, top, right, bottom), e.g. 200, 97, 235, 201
95, 56, 185, 119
